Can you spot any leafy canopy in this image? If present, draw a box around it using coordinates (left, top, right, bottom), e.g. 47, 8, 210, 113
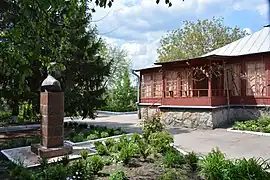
157, 17, 248, 62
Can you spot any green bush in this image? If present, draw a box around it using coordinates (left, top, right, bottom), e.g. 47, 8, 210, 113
233, 116, 270, 133
68, 159, 92, 179
72, 132, 85, 142
225, 158, 270, 180
142, 112, 164, 139
42, 164, 70, 180
109, 170, 128, 180
105, 138, 116, 151
80, 150, 89, 160
163, 148, 185, 168
263, 125, 270, 133
0, 111, 11, 121
185, 151, 199, 171
148, 132, 173, 153
9, 165, 34, 180
118, 142, 138, 165
100, 131, 110, 138
87, 134, 99, 140
87, 155, 104, 174
136, 137, 153, 159
199, 148, 230, 180
96, 143, 110, 156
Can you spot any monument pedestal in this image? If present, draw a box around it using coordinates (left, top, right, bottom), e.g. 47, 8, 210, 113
31, 92, 72, 158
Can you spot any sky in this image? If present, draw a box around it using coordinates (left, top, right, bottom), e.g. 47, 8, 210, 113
91, 0, 269, 71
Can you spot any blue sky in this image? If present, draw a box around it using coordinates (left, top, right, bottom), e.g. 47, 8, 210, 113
91, 0, 269, 70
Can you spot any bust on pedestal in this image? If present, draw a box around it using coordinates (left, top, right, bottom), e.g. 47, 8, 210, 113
31, 63, 72, 158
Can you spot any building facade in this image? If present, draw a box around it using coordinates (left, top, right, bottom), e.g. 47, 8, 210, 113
136, 26, 270, 129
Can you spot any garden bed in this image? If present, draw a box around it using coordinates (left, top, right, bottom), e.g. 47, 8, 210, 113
232, 116, 270, 134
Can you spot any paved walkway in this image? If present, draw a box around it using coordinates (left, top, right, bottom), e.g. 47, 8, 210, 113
174, 128, 270, 160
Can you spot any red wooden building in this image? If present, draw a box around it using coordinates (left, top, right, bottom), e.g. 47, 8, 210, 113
136, 26, 270, 129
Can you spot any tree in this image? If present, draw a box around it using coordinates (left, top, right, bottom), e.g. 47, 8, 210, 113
157, 17, 248, 62
0, 0, 111, 119
104, 68, 137, 112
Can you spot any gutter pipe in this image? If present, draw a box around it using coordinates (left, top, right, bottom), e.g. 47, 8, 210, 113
131, 70, 141, 119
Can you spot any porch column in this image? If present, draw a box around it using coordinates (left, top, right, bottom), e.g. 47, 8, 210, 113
208, 76, 212, 97
218, 74, 222, 96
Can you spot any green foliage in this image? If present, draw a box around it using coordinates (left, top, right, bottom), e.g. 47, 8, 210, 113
163, 148, 185, 168
0, 111, 11, 121
158, 169, 183, 180
103, 68, 137, 112
41, 164, 70, 180
9, 165, 34, 180
87, 134, 99, 140
142, 113, 165, 139
130, 133, 153, 159
148, 132, 173, 153
61, 155, 70, 167
116, 135, 138, 165
105, 138, 116, 151
185, 151, 199, 171
80, 150, 89, 160
157, 17, 248, 62
232, 116, 270, 133
109, 170, 128, 180
199, 148, 232, 180
96, 143, 110, 156
87, 155, 104, 175
101, 131, 110, 138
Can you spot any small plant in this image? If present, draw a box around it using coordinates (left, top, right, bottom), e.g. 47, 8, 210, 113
109, 170, 128, 180
163, 148, 185, 168
148, 132, 173, 153
72, 132, 85, 142
61, 154, 70, 166
199, 148, 230, 180
10, 165, 34, 180
80, 150, 89, 160
43, 164, 70, 179
103, 156, 114, 166
100, 131, 110, 138
142, 112, 164, 139
87, 134, 99, 140
105, 138, 116, 151
39, 157, 48, 170
185, 151, 199, 171
158, 169, 183, 180
96, 143, 110, 156
87, 155, 104, 174
118, 142, 138, 165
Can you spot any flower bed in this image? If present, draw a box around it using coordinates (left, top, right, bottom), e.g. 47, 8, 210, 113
64, 122, 127, 143
232, 116, 270, 133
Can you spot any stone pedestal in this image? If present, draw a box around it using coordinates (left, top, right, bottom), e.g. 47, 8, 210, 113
31, 92, 72, 158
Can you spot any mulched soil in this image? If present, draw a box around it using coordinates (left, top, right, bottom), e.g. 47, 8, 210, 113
97, 158, 201, 180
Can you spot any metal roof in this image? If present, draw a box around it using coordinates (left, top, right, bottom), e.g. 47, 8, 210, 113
134, 65, 161, 72
203, 26, 270, 56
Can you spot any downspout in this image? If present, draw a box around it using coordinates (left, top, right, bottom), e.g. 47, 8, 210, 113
131, 70, 141, 119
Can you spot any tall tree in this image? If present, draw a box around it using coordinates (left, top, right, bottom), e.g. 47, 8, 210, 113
157, 17, 248, 62
0, 0, 111, 119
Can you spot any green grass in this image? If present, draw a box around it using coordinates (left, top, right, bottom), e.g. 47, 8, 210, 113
232, 116, 270, 133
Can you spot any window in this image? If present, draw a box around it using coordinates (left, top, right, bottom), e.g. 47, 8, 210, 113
225, 64, 241, 96
141, 74, 152, 97
153, 73, 162, 97
166, 71, 178, 97
246, 60, 266, 96
179, 69, 193, 97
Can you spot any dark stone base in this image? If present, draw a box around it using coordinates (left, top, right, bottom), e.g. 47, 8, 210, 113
31, 143, 73, 158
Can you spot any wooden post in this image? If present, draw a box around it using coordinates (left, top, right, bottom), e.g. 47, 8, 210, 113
208, 60, 212, 97
162, 69, 166, 98
218, 72, 222, 96
241, 59, 246, 96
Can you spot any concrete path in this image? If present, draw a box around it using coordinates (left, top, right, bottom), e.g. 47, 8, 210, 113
173, 128, 270, 160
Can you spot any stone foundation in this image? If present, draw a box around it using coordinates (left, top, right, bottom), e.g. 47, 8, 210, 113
139, 105, 270, 129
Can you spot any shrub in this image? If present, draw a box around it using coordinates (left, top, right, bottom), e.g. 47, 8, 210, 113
100, 131, 110, 138
0, 111, 11, 121
87, 134, 99, 140
118, 142, 138, 165
137, 138, 153, 159
130, 133, 141, 144
148, 132, 173, 153
10, 165, 34, 180
80, 150, 89, 160
142, 112, 164, 139
163, 148, 185, 168
68, 159, 92, 179
87, 155, 104, 174
225, 157, 270, 180
42, 164, 70, 179
96, 143, 110, 156
199, 148, 230, 180
185, 151, 199, 171
105, 138, 116, 151
72, 132, 85, 142
113, 128, 123, 135
109, 170, 128, 180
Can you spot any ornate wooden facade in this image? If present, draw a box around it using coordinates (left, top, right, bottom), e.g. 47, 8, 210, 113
137, 52, 270, 107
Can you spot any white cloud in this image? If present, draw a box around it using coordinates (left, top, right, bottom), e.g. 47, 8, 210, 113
243, 28, 253, 34
91, 0, 268, 70
256, 3, 268, 16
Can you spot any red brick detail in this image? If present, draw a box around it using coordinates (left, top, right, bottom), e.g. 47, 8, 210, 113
41, 115, 63, 127
31, 144, 73, 158
42, 136, 63, 148
41, 125, 63, 137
